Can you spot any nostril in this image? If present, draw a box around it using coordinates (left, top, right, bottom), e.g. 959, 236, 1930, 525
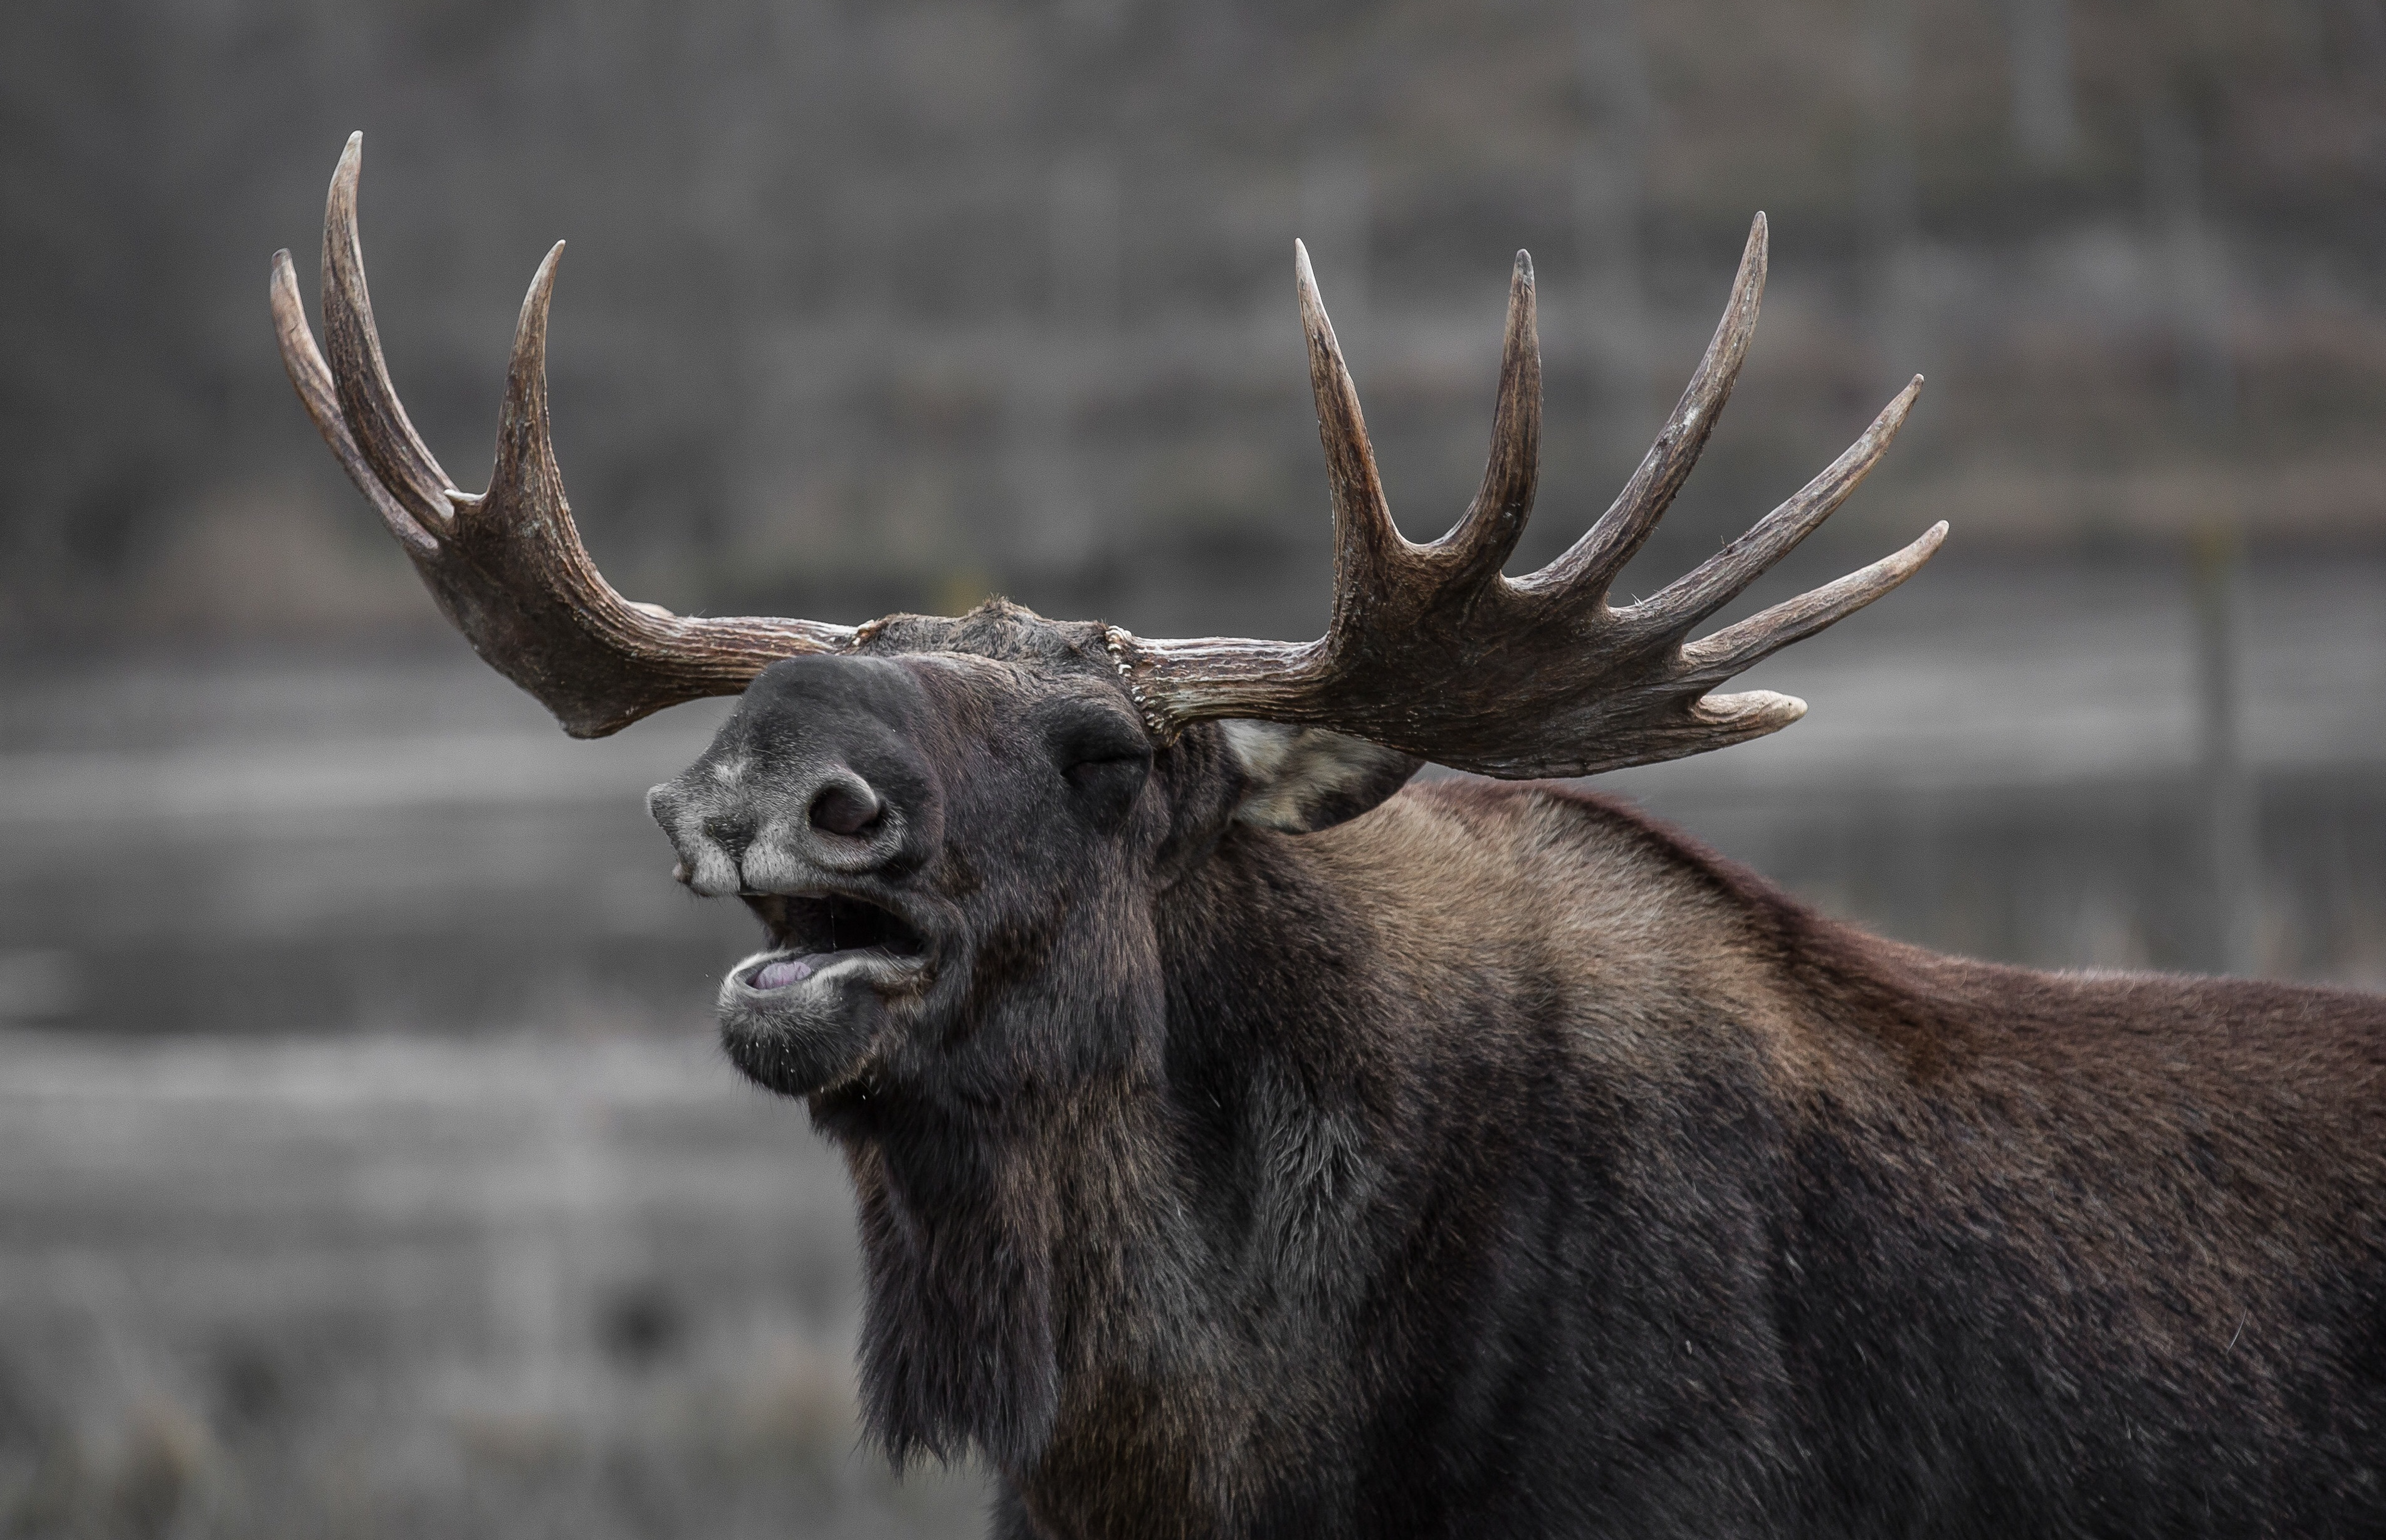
809, 782, 882, 837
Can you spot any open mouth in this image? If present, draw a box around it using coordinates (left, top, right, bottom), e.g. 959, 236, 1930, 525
738, 892, 928, 992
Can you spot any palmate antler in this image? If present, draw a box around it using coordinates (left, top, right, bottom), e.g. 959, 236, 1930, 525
1109, 223, 1943, 778
273, 135, 1940, 775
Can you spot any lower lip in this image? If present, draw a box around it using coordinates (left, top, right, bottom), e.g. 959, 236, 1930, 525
740, 948, 927, 995
752, 956, 814, 990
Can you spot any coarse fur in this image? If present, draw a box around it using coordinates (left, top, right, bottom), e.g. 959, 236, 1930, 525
643, 602, 2386, 1539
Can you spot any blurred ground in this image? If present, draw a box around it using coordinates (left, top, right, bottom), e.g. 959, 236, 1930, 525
0, 1030, 987, 1539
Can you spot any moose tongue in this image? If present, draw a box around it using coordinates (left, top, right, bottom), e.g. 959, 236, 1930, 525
754, 956, 816, 990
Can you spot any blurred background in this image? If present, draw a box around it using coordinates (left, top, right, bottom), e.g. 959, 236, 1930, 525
4, 0, 2385, 1533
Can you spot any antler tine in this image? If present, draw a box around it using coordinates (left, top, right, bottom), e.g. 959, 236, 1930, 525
460, 233, 652, 659
270, 248, 438, 559
1623, 374, 1923, 638
1564, 686, 1814, 775
318, 133, 457, 532
1518, 212, 1768, 605
1433, 251, 1542, 586
1296, 240, 1416, 633
488, 240, 574, 537
1679, 520, 1948, 686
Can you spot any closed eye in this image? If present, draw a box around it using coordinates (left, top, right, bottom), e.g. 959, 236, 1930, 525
1066, 754, 1147, 789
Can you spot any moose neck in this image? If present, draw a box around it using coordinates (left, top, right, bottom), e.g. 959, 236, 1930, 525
821, 809, 1419, 1488
824, 782, 1814, 1527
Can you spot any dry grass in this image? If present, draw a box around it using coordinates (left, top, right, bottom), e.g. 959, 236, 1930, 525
0, 1030, 989, 1539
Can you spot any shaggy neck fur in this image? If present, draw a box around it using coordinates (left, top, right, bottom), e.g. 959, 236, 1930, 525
826, 777, 1772, 1524
825, 778, 2386, 1540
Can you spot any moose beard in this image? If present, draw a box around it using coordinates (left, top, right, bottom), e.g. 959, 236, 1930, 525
843, 1109, 1064, 1473
821, 893, 1185, 1477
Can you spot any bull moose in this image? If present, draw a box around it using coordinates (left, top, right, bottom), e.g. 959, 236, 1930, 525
273, 135, 2383, 1536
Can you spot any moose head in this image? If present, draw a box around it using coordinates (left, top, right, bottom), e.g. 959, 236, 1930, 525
273, 134, 1937, 1118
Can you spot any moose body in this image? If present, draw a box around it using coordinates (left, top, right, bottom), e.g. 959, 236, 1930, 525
660, 627, 2386, 1539
273, 135, 2385, 1535
1014, 778, 2386, 1536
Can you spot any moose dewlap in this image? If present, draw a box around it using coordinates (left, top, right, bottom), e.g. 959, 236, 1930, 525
274, 135, 2384, 1538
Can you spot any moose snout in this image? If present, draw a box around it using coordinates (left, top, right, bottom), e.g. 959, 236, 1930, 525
648, 653, 945, 898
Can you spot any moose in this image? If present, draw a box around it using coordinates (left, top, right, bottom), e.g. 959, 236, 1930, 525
274, 136, 2382, 1536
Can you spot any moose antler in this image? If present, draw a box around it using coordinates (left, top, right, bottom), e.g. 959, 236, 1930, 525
1107, 219, 1945, 778
270, 134, 852, 737
275, 136, 1937, 774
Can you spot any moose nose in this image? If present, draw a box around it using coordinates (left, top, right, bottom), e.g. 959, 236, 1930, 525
703, 762, 910, 888
764, 766, 903, 881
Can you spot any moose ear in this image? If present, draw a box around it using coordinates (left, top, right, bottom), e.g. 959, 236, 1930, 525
1222, 721, 1422, 834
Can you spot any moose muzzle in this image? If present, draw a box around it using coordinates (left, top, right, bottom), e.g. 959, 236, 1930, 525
646, 655, 947, 1095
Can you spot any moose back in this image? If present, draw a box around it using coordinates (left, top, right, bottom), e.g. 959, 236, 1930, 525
274, 135, 2383, 1536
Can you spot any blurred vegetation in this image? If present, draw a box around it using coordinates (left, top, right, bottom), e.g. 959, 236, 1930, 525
3, 0, 2383, 642
0, 1033, 991, 1539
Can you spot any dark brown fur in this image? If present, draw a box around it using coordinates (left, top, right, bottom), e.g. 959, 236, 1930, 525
991, 780, 2386, 1534
640, 615, 2383, 1538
